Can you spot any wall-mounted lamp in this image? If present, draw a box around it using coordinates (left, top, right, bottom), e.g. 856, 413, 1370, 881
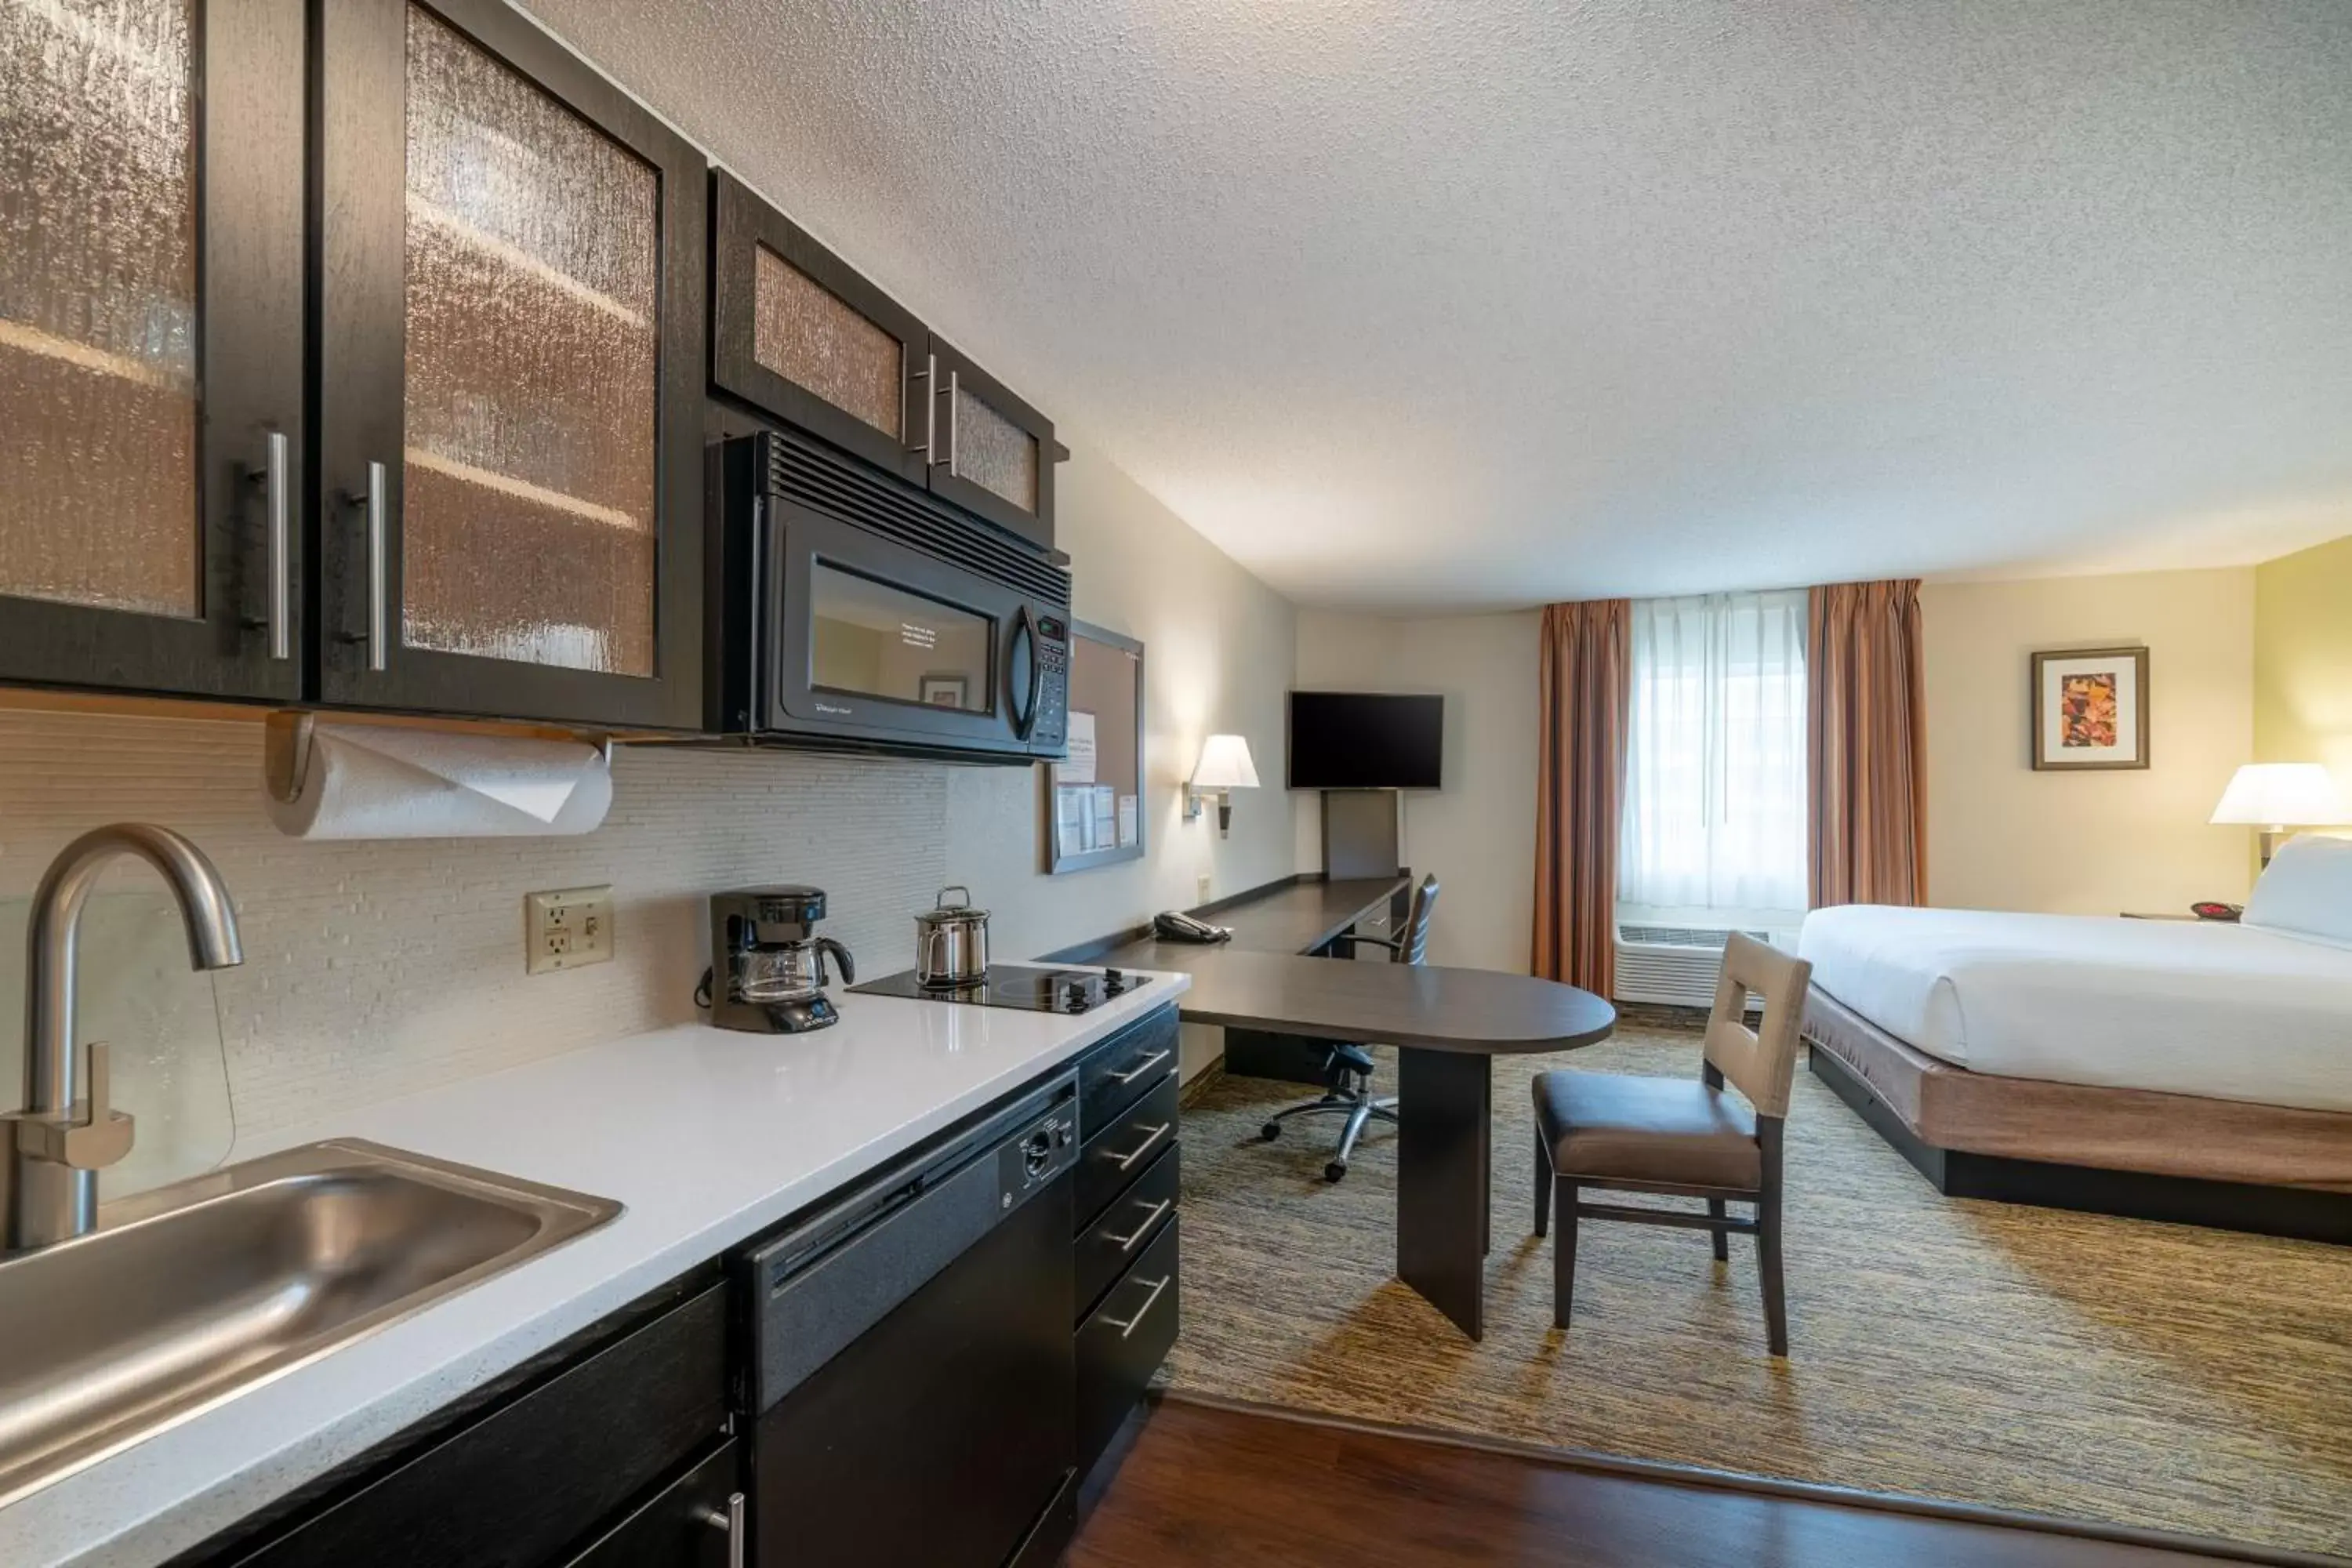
2210, 762, 2350, 867
1184, 734, 1259, 839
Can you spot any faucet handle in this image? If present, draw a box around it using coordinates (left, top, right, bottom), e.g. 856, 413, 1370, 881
10, 1042, 136, 1171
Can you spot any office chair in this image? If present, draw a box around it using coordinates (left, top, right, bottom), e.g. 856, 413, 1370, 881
1258, 873, 1439, 1182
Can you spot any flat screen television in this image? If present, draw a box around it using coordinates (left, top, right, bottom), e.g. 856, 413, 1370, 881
1287, 691, 1443, 789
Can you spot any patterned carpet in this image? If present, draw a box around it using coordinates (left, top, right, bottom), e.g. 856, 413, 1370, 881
1163, 1020, 2352, 1558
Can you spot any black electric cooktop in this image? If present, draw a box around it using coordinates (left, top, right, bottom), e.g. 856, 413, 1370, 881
850, 963, 1151, 1015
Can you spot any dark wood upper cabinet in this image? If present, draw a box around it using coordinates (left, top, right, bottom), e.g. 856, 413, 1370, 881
0, 0, 307, 701
710, 173, 1061, 552
314, 0, 706, 730
711, 172, 931, 491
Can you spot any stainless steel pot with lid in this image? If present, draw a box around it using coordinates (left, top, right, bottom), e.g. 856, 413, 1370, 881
915, 886, 989, 988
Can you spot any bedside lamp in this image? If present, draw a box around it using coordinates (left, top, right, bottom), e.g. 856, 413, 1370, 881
2209, 763, 2350, 867
1184, 735, 1259, 839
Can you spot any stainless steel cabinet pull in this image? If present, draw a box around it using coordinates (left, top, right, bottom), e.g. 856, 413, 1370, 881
264, 430, 291, 661
1109, 1048, 1171, 1086
1102, 1274, 1171, 1338
1110, 1121, 1170, 1171
910, 353, 935, 463
1105, 1197, 1171, 1250
944, 368, 960, 473
363, 460, 388, 672
695, 1491, 746, 1568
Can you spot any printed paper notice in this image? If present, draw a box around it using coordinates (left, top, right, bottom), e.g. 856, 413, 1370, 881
1062, 711, 1098, 784
1055, 786, 1087, 857
1117, 793, 1138, 848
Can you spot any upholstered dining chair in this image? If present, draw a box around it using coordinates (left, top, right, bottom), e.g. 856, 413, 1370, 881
1530, 932, 1812, 1356
1258, 873, 1439, 1182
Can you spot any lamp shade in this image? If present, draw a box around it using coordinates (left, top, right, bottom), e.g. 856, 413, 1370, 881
1189, 734, 1260, 791
2209, 764, 2351, 828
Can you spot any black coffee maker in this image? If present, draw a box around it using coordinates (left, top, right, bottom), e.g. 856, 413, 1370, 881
702, 886, 856, 1033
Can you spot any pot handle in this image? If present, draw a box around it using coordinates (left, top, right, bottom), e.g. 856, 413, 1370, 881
935, 885, 972, 911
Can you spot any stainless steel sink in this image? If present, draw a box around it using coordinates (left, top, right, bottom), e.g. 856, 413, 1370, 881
0, 1138, 621, 1508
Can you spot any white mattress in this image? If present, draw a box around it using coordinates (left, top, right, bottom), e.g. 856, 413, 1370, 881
1797, 906, 2352, 1112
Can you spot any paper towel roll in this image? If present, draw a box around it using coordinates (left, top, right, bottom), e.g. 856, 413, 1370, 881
265, 721, 613, 840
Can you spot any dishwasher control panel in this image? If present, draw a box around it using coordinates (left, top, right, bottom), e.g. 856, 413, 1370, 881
999, 1097, 1079, 1206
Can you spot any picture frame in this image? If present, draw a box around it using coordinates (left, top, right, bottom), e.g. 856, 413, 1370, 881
1044, 621, 1145, 874
918, 673, 968, 709
2031, 645, 2149, 771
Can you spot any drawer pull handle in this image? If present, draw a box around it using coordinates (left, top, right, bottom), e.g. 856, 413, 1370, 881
263, 430, 292, 661
695, 1491, 746, 1568
1102, 1273, 1171, 1338
1105, 1197, 1171, 1250
1109, 1121, 1171, 1171
1109, 1048, 1171, 1085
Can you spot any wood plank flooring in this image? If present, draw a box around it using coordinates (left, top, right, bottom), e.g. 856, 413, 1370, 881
1067, 1399, 2288, 1568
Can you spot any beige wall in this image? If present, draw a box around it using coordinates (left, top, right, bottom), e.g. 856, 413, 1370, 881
944, 443, 1298, 1079
2254, 532, 2352, 786
1290, 608, 1541, 972
1921, 568, 2256, 915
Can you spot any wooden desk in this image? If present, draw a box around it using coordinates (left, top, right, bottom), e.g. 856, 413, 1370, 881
1083, 878, 1617, 1341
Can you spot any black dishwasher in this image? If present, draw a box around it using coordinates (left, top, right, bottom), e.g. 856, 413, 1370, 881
734, 1073, 1080, 1568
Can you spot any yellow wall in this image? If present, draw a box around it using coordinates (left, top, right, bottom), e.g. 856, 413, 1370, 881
2254, 532, 2352, 785
1921, 568, 2256, 914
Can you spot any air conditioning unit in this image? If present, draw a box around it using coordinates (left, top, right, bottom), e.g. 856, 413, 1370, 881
1613, 922, 1799, 1008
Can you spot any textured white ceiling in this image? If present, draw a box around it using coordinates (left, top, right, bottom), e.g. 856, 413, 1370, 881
528, 0, 2352, 610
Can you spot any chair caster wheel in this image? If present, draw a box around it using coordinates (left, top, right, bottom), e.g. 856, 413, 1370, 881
1324, 1161, 1348, 1183
1260, 1122, 1282, 1142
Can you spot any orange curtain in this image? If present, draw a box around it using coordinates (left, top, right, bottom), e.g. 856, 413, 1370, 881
1808, 579, 1928, 908
1532, 599, 1632, 993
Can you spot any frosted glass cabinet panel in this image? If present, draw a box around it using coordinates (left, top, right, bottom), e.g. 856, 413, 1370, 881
711, 172, 1061, 550
317, 0, 705, 728
0, 0, 306, 699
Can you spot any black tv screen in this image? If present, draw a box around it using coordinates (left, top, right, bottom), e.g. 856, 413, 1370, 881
1287, 692, 1443, 789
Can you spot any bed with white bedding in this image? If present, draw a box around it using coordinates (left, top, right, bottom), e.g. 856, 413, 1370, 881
1794, 834, 2352, 1237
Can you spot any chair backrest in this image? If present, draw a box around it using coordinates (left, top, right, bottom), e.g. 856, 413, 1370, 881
1703, 932, 1813, 1121
1391, 873, 1440, 964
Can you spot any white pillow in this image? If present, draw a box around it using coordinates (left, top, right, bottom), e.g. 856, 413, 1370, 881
2243, 833, 2352, 948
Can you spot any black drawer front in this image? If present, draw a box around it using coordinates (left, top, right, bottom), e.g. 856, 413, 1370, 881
1076, 1215, 1180, 1477
1076, 1070, 1178, 1231
564, 1437, 740, 1568
230, 1285, 729, 1568
1078, 1004, 1180, 1136
1074, 1142, 1178, 1323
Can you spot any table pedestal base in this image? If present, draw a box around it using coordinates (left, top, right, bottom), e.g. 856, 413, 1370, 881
1396, 1047, 1492, 1341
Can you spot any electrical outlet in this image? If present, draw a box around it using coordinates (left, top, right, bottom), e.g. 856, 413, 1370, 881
526, 885, 614, 974
1196, 873, 1213, 903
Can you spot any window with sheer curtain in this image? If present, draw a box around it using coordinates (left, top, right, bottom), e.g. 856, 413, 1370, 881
1617, 590, 1809, 922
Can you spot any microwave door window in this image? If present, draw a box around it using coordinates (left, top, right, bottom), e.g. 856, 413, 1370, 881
808, 562, 995, 713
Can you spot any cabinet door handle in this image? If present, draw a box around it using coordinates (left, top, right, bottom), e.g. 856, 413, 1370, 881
264, 430, 292, 661
1102, 1273, 1171, 1338
1109, 1049, 1171, 1086
1109, 1120, 1170, 1171
944, 368, 960, 473
910, 352, 935, 463
1105, 1197, 1171, 1251
695, 1490, 746, 1568
364, 459, 388, 672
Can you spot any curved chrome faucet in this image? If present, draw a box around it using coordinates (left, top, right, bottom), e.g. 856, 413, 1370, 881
5, 825, 243, 1251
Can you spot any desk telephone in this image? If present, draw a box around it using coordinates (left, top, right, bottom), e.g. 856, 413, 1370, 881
1154, 910, 1232, 944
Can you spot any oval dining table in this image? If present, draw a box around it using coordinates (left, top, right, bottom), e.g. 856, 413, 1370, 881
1156, 946, 1619, 1341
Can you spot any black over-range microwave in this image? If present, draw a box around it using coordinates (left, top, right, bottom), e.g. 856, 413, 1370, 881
709, 429, 1071, 764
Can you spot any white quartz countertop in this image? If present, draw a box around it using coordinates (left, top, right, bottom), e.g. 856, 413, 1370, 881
0, 973, 1189, 1568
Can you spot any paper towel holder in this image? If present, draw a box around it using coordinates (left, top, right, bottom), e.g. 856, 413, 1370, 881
264, 711, 617, 804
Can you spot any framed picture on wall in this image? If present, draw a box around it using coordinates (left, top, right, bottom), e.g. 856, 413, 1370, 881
2031, 645, 2149, 770
919, 674, 968, 709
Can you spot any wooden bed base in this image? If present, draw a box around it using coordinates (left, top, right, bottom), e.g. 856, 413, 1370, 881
1802, 985, 2352, 1245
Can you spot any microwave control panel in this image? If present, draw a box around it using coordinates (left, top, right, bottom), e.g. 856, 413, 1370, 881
1032, 615, 1070, 746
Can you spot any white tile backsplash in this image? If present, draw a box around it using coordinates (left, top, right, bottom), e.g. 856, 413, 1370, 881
0, 710, 949, 1143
